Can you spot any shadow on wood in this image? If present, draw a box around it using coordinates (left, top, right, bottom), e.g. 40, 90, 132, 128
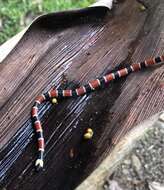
0, 0, 163, 189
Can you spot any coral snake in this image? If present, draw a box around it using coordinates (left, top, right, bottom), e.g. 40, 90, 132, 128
31, 55, 164, 171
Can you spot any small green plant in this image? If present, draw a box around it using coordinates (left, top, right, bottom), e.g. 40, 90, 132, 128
0, 0, 94, 44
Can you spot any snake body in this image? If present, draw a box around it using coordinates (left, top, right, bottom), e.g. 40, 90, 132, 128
31, 55, 164, 171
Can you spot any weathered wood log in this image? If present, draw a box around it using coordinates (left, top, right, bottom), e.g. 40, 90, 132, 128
0, 0, 163, 189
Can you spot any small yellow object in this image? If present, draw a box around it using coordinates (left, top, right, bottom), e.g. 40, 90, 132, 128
87, 128, 93, 134
83, 128, 94, 140
139, 5, 146, 11
84, 133, 93, 140
52, 98, 58, 104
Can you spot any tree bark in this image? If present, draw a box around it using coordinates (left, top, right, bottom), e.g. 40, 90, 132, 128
0, 0, 163, 189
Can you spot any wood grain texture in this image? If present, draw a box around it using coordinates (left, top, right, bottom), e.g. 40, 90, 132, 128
0, 0, 163, 190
